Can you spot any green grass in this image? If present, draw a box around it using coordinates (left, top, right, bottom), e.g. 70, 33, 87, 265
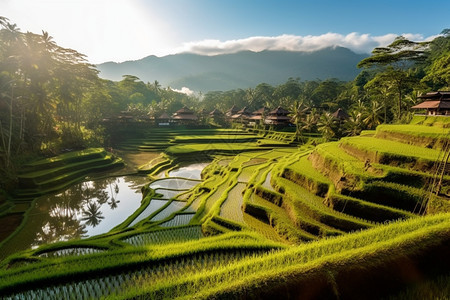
165, 142, 263, 156
410, 115, 450, 127
375, 124, 450, 149
326, 192, 415, 222
2, 213, 448, 299
171, 135, 260, 143
110, 213, 450, 299
272, 175, 374, 232
20, 148, 107, 172
340, 136, 442, 168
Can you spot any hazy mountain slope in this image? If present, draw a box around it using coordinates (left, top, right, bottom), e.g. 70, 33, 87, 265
97, 47, 368, 91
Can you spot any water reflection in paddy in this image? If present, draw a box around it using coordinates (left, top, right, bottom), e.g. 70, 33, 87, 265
168, 163, 209, 180
0, 176, 147, 260
0, 162, 211, 261
149, 178, 200, 190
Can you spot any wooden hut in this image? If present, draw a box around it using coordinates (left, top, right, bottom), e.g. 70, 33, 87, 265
411, 91, 450, 115
265, 106, 291, 125
332, 108, 349, 120
249, 107, 269, 126
231, 106, 252, 124
172, 106, 198, 125
226, 105, 239, 117
156, 112, 171, 126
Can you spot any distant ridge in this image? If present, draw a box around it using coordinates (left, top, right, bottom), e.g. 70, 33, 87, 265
97, 47, 368, 91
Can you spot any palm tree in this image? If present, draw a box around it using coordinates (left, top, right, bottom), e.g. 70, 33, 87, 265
302, 108, 318, 133
152, 80, 161, 95
363, 100, 383, 129
344, 111, 364, 136
290, 100, 309, 141
317, 112, 337, 141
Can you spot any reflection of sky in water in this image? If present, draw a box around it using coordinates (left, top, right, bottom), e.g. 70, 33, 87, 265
129, 199, 168, 226
149, 178, 199, 190
0, 176, 149, 261
155, 189, 184, 199
152, 201, 187, 221
0, 163, 210, 260
77, 177, 146, 237
168, 163, 210, 180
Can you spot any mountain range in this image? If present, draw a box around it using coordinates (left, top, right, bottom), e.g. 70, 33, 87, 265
96, 47, 368, 92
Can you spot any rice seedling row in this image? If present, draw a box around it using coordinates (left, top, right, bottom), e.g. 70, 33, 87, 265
122, 226, 203, 247
151, 200, 187, 222
219, 183, 247, 223
129, 199, 168, 227
160, 213, 195, 227
37, 247, 104, 258
106, 213, 450, 299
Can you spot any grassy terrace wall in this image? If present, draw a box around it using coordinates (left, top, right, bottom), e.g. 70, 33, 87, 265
375, 124, 450, 149
14, 148, 124, 199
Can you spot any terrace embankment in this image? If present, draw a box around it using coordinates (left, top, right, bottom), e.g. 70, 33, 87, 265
15, 148, 124, 199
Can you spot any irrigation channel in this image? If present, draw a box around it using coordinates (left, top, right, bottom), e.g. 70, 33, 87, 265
0, 163, 209, 261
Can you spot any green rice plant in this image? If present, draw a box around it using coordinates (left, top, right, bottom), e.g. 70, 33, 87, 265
109, 213, 450, 299
20, 148, 106, 173
271, 175, 373, 232
5, 245, 274, 300
310, 142, 384, 185
165, 143, 263, 157
375, 124, 450, 149
410, 115, 450, 127
219, 183, 246, 223
18, 155, 118, 188
244, 192, 317, 243
122, 226, 203, 246
347, 181, 429, 212
171, 135, 260, 143
151, 200, 187, 222
282, 156, 332, 197
15, 155, 124, 199
339, 136, 441, 169
37, 247, 104, 258
0, 232, 282, 297
160, 213, 195, 227
325, 192, 415, 222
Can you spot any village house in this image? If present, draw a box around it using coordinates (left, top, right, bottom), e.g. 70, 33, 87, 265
231, 106, 252, 124
156, 112, 171, 126
249, 107, 269, 126
411, 91, 450, 115
171, 106, 198, 125
265, 106, 291, 125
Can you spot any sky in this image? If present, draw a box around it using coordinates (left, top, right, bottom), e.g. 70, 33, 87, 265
1, 0, 448, 64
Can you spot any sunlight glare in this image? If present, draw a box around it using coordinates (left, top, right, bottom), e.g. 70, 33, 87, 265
2, 0, 176, 63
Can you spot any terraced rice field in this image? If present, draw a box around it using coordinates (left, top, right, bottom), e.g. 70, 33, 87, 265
1, 122, 450, 299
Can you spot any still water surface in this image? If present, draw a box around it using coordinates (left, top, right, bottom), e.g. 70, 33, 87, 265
0, 163, 209, 260
0, 176, 147, 260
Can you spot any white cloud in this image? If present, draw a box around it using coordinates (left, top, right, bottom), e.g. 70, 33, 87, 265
171, 87, 195, 96
178, 32, 434, 56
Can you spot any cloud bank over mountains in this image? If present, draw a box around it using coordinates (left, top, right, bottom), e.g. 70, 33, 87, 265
178, 32, 433, 56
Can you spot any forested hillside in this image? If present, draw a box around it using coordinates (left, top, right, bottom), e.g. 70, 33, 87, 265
97, 48, 368, 91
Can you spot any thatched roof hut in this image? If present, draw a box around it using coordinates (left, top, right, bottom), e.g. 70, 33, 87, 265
412, 91, 450, 115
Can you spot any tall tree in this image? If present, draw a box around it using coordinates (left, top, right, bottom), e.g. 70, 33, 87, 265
358, 36, 428, 119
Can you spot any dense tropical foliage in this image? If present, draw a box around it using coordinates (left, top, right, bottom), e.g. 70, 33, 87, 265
0, 16, 449, 192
